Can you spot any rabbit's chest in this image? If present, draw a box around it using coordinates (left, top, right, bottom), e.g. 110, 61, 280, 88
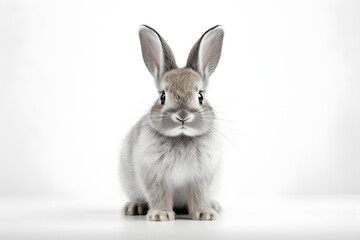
149, 140, 205, 185
136, 129, 220, 186
163, 148, 200, 186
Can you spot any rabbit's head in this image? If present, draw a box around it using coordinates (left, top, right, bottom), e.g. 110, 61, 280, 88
139, 25, 224, 137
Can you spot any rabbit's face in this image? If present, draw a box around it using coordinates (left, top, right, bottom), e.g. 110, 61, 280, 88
149, 68, 214, 137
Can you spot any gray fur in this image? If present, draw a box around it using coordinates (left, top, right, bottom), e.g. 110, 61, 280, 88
120, 25, 224, 221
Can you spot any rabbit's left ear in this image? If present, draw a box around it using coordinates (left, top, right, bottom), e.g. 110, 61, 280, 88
186, 25, 224, 83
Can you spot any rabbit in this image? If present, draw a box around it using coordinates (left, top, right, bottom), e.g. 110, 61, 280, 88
120, 25, 224, 221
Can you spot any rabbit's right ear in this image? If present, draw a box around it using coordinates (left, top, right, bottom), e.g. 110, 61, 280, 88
139, 25, 177, 88
186, 25, 224, 85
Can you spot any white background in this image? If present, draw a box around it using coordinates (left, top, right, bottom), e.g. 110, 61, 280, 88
0, 0, 360, 239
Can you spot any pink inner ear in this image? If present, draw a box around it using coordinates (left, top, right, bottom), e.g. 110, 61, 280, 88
202, 38, 217, 72
148, 42, 160, 70
144, 33, 161, 72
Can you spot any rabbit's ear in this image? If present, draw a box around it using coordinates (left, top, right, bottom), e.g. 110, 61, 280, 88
139, 25, 177, 86
186, 25, 224, 83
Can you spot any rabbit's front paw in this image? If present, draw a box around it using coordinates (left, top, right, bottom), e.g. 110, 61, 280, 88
190, 208, 218, 221
123, 202, 148, 215
147, 209, 175, 221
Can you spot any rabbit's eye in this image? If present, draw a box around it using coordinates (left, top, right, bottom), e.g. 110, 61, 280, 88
198, 91, 204, 104
160, 91, 166, 105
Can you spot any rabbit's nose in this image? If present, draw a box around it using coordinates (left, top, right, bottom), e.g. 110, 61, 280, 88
173, 110, 193, 125
175, 115, 190, 125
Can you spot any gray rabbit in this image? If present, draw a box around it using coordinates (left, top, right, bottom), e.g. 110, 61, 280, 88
120, 25, 224, 221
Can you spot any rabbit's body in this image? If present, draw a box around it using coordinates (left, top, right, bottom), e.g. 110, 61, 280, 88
120, 25, 224, 221
120, 113, 221, 208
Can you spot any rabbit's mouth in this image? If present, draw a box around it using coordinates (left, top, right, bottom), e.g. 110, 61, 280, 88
173, 125, 203, 137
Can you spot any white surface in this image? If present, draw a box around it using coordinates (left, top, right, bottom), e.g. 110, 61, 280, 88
1, 196, 359, 240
